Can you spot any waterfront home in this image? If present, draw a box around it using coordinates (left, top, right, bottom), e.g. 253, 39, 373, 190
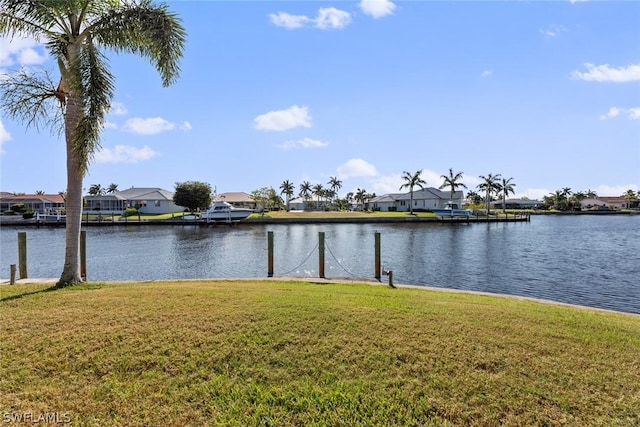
84, 187, 185, 214
490, 198, 543, 210
0, 193, 66, 215
580, 197, 631, 210
212, 192, 256, 210
371, 188, 464, 212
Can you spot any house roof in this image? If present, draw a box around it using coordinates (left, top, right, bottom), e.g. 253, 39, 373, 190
396, 188, 462, 201
213, 192, 254, 203
0, 194, 65, 204
114, 187, 174, 200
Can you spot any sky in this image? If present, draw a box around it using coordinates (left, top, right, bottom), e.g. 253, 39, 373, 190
1, 0, 639, 201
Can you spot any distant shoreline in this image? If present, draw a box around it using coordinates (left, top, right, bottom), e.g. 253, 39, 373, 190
1, 209, 637, 228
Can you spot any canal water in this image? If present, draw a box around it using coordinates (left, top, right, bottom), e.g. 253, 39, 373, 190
1, 215, 638, 314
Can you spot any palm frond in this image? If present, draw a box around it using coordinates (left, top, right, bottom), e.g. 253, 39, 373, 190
0, 68, 63, 134
88, 0, 186, 86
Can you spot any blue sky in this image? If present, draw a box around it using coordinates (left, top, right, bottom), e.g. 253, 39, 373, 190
1, 0, 639, 200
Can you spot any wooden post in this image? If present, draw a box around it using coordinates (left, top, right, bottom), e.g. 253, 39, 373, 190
10, 264, 16, 285
18, 231, 27, 279
80, 230, 87, 281
374, 232, 381, 280
318, 232, 325, 279
388, 270, 395, 288
267, 231, 274, 277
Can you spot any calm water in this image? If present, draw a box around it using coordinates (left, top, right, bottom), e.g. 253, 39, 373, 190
1, 215, 639, 314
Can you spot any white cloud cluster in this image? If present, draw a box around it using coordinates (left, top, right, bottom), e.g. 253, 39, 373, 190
0, 36, 48, 68
94, 145, 158, 164
572, 63, 640, 82
269, 1, 396, 30
120, 117, 192, 135
359, 0, 397, 19
254, 105, 311, 131
0, 119, 11, 155
337, 158, 378, 179
270, 8, 351, 30
481, 70, 493, 78
279, 137, 329, 150
600, 107, 640, 120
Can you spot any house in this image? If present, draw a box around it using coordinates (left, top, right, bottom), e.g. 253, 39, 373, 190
0, 193, 66, 214
491, 198, 544, 209
212, 192, 256, 210
370, 188, 464, 212
84, 187, 185, 214
580, 197, 629, 210
287, 197, 306, 211
370, 193, 404, 212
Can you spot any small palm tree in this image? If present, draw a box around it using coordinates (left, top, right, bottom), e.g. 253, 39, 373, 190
439, 168, 467, 205
299, 181, 312, 210
0, 0, 185, 287
399, 170, 426, 214
497, 177, 516, 213
328, 176, 342, 206
477, 173, 501, 213
354, 188, 367, 211
622, 189, 638, 209
88, 184, 105, 196
279, 180, 295, 211
107, 183, 119, 194
312, 184, 324, 210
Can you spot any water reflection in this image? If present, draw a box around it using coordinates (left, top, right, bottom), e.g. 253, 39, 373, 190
1, 215, 638, 313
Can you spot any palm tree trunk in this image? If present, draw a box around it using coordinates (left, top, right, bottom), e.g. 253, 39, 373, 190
57, 95, 84, 286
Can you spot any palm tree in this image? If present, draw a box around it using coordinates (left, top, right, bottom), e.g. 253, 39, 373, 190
0, 0, 185, 286
622, 189, 638, 209
399, 170, 426, 214
477, 173, 501, 213
354, 188, 367, 211
35, 190, 45, 195
439, 168, 467, 205
497, 177, 516, 213
312, 184, 324, 210
107, 183, 118, 194
88, 184, 105, 196
299, 181, 312, 210
279, 180, 294, 211
328, 176, 342, 206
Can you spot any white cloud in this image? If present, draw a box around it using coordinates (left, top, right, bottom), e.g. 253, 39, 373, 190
572, 63, 640, 82
540, 25, 567, 38
600, 107, 621, 120
627, 108, 640, 120
180, 121, 192, 131
514, 188, 551, 201
600, 107, 640, 120
481, 70, 493, 78
0, 119, 11, 155
269, 12, 311, 30
595, 184, 639, 196
315, 8, 352, 29
279, 137, 328, 150
122, 117, 176, 135
108, 102, 128, 116
0, 36, 47, 67
254, 105, 312, 131
359, 0, 397, 19
94, 145, 159, 164
337, 158, 378, 179
269, 8, 351, 30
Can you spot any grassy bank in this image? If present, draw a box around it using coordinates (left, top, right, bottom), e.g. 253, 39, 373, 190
1, 281, 639, 426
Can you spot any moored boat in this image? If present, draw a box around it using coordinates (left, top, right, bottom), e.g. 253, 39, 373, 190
432, 202, 473, 218
200, 202, 253, 222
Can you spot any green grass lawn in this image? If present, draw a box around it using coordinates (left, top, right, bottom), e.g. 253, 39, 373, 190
1, 281, 639, 426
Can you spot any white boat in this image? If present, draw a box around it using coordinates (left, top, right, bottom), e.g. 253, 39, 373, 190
432, 202, 473, 218
200, 202, 253, 222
